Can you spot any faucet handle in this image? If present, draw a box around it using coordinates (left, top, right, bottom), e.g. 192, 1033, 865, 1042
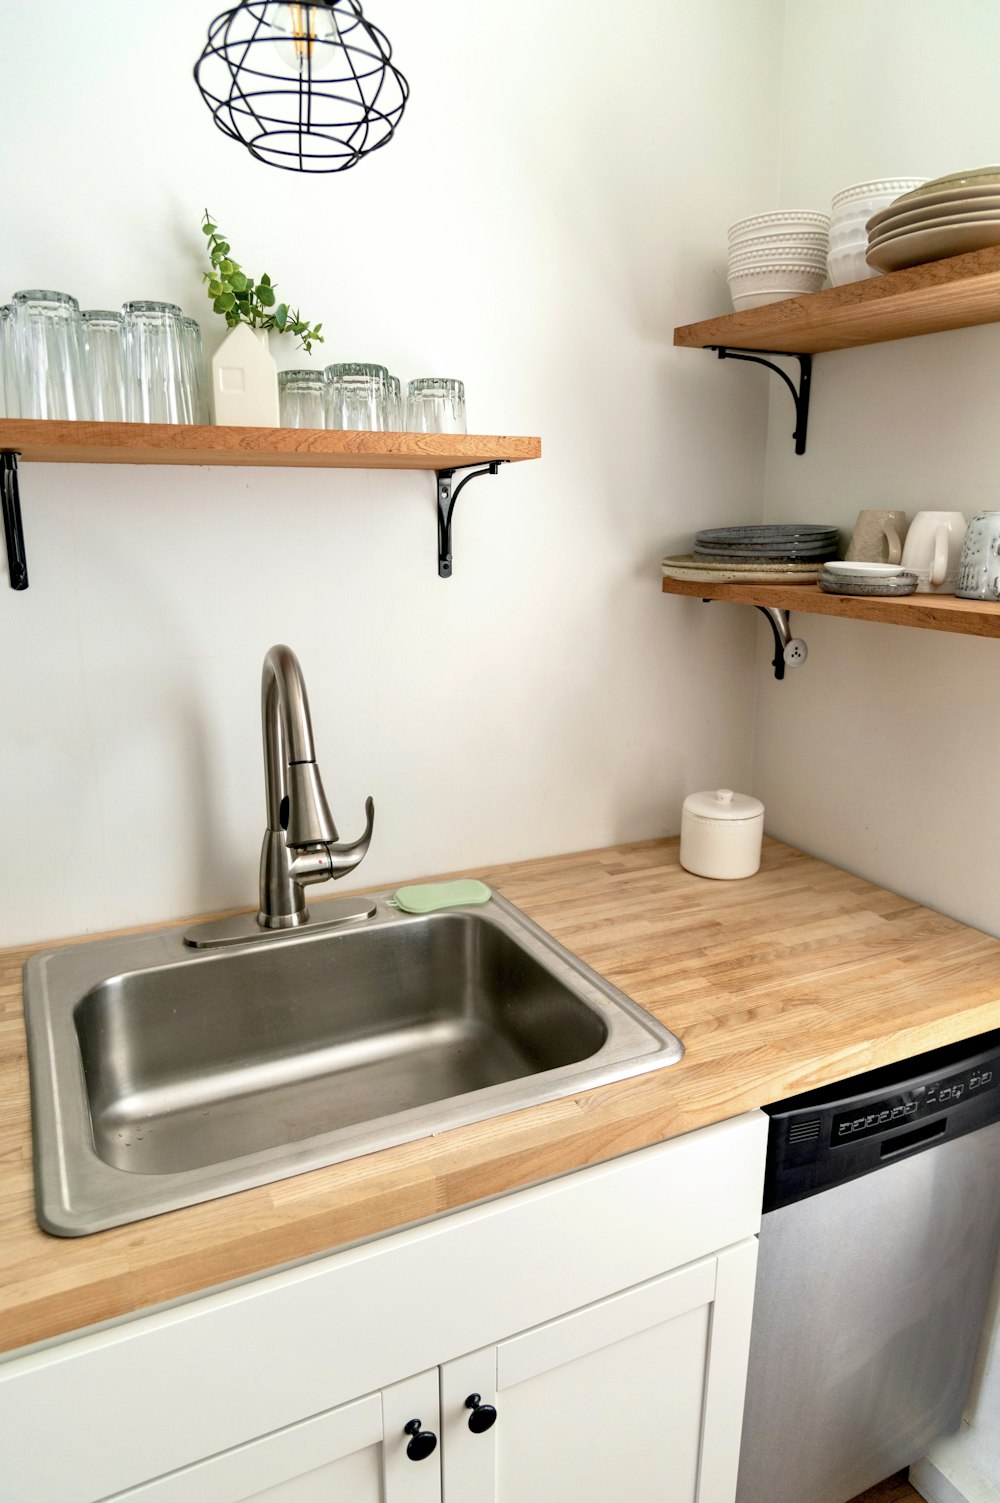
326, 796, 375, 878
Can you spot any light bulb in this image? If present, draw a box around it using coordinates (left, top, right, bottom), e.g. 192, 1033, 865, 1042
267, 3, 342, 78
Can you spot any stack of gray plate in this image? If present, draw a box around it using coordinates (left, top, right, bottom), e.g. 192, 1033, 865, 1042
662, 524, 840, 585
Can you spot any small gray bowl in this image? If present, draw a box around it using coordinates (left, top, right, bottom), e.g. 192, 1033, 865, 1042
818, 568, 918, 597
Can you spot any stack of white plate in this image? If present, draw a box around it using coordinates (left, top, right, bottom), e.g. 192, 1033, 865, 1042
727, 212, 830, 310
866, 167, 1000, 272
827, 178, 926, 285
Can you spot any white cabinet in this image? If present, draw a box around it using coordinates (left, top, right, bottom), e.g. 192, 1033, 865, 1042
0, 1112, 767, 1503
440, 1240, 758, 1503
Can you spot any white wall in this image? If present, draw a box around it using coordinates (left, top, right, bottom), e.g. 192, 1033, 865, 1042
0, 0, 783, 945
755, 2, 1000, 1494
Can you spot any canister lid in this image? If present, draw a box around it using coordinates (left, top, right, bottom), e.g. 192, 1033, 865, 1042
682, 788, 764, 821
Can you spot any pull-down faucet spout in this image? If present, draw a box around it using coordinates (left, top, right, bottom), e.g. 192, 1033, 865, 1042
257, 645, 375, 930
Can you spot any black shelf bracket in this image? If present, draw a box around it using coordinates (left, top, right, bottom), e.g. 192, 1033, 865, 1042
699, 599, 808, 680
435, 461, 503, 578
1, 450, 27, 590
709, 347, 813, 455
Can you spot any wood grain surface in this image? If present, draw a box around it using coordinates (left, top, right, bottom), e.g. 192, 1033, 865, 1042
0, 418, 541, 470
3, 838, 1000, 1355
847, 1473, 919, 1503
662, 578, 1000, 638
673, 244, 1000, 354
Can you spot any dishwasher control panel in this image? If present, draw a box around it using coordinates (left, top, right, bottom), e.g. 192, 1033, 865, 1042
762, 1028, 1000, 1211
831, 1060, 1000, 1145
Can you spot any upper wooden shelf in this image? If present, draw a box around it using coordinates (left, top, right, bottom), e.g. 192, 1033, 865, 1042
661, 577, 1000, 640
0, 418, 541, 471
674, 245, 1000, 355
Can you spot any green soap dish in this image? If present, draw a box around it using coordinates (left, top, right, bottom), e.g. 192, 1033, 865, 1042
391, 879, 492, 914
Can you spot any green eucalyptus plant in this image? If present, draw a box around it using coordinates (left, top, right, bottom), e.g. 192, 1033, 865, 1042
201, 210, 324, 354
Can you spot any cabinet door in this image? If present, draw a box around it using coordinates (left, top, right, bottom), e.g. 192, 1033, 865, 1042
109, 1370, 441, 1503
440, 1240, 757, 1503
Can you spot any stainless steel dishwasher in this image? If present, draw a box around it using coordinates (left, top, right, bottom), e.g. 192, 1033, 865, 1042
736, 1028, 1000, 1503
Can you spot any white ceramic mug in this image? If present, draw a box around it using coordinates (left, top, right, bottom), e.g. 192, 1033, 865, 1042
956, 511, 1000, 600
845, 509, 907, 565
899, 511, 967, 593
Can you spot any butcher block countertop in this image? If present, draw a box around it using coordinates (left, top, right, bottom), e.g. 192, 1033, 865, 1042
3, 836, 1000, 1357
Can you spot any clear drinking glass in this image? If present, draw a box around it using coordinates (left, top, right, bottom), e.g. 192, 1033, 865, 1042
324, 362, 389, 431
0, 306, 14, 418
12, 289, 89, 420
279, 370, 326, 429
123, 301, 190, 423
386, 373, 403, 431
81, 311, 126, 422
406, 377, 466, 435
181, 317, 211, 425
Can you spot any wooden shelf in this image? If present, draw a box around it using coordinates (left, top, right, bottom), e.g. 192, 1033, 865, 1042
661, 577, 1000, 640
674, 245, 1000, 355
0, 418, 541, 471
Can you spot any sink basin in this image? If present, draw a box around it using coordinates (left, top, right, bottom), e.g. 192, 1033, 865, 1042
23, 891, 683, 1235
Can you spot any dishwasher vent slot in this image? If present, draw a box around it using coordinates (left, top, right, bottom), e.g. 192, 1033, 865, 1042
787, 1119, 821, 1143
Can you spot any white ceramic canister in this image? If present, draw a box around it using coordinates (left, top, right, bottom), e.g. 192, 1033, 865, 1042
680, 788, 765, 880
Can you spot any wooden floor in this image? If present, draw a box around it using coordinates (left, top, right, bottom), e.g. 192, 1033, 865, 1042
848, 1474, 920, 1503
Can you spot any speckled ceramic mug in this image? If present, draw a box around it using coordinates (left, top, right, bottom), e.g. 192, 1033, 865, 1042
956, 511, 1000, 600
845, 509, 907, 565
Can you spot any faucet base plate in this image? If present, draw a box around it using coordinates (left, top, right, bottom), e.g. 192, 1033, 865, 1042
183, 896, 378, 949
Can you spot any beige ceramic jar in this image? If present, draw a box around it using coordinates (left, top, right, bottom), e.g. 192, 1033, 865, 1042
680, 788, 765, 880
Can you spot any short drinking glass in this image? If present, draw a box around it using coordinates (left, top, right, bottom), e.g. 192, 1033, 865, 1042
123, 301, 190, 424
324, 362, 389, 431
13, 289, 89, 420
279, 370, 326, 429
406, 377, 466, 434
81, 311, 126, 422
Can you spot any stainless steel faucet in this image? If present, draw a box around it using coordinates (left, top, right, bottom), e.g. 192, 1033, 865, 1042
257, 644, 375, 929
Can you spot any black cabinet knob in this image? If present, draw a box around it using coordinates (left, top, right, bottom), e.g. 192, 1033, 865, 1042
403, 1419, 438, 1461
465, 1393, 498, 1433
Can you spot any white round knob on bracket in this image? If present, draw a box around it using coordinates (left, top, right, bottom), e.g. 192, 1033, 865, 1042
783, 637, 808, 668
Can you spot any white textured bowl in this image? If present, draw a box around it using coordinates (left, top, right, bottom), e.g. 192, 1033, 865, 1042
729, 246, 828, 268
729, 230, 830, 252
728, 211, 831, 242
731, 289, 813, 310
728, 265, 827, 306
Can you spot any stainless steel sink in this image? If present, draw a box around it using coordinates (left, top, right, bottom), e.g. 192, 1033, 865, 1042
24, 891, 683, 1236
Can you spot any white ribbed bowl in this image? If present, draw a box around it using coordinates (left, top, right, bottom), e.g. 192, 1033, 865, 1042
827, 245, 880, 286
729, 211, 831, 242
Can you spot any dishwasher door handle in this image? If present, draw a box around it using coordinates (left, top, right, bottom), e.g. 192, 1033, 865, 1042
880, 1117, 947, 1159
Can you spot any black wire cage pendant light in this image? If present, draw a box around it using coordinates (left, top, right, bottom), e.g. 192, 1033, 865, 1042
194, 0, 409, 174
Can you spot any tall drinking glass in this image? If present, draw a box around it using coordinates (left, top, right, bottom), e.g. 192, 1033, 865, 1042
0, 306, 14, 418
406, 378, 466, 434
123, 301, 189, 423
279, 370, 326, 429
181, 317, 211, 425
324, 362, 389, 431
12, 290, 89, 420
81, 311, 126, 422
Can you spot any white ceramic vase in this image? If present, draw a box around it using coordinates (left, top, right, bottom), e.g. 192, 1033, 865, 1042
211, 323, 279, 427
